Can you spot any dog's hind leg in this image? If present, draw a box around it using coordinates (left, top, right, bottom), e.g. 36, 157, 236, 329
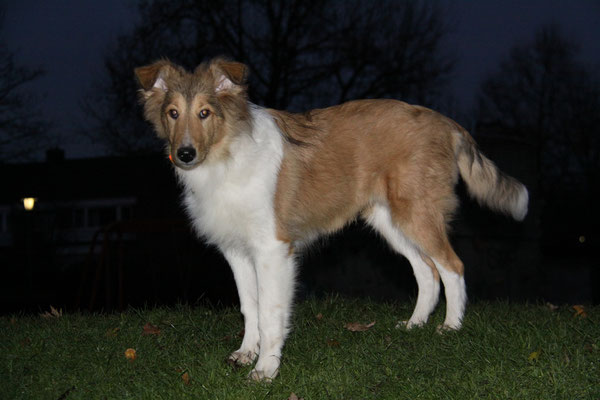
365, 204, 441, 328
385, 200, 467, 331
223, 248, 260, 366
431, 252, 466, 331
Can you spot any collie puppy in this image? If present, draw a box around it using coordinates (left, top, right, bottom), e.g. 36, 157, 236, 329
135, 58, 528, 381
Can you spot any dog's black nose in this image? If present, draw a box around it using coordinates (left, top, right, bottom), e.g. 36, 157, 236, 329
176, 147, 197, 164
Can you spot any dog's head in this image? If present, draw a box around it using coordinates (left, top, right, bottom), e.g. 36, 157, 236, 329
135, 58, 251, 170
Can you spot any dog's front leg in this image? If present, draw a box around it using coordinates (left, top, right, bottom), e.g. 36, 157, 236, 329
249, 241, 296, 382
223, 248, 260, 366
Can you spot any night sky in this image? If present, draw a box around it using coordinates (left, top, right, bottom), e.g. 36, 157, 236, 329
3, 0, 600, 160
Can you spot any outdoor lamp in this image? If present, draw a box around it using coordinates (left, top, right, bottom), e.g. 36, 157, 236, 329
23, 197, 37, 211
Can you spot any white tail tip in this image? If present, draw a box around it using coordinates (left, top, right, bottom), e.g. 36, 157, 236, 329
512, 185, 529, 221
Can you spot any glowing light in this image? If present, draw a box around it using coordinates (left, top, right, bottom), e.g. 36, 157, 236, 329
169, 154, 174, 164
23, 197, 37, 211
578, 235, 586, 244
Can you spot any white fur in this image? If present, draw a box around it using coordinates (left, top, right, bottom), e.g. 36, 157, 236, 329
177, 106, 282, 248
153, 76, 168, 92
365, 204, 440, 328
176, 106, 295, 380
215, 75, 235, 92
434, 260, 467, 330
512, 186, 529, 221
365, 203, 467, 331
222, 248, 259, 366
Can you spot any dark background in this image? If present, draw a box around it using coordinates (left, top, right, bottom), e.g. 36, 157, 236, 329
1, 1, 598, 314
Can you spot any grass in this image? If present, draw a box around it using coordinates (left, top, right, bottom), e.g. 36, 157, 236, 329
2, 297, 599, 399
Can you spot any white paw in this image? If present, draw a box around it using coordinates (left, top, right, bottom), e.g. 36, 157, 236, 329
227, 349, 257, 367
436, 322, 461, 334
396, 320, 425, 330
248, 357, 280, 382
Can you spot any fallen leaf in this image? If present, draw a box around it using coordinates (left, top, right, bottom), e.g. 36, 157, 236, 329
56, 386, 75, 400
326, 338, 340, 347
315, 313, 323, 320
181, 371, 191, 385
142, 322, 161, 336
40, 306, 63, 319
287, 393, 304, 400
237, 329, 245, 338
10, 317, 17, 325
584, 343, 597, 353
528, 350, 541, 362
221, 335, 232, 342
125, 348, 137, 361
344, 321, 375, 332
572, 305, 587, 318
106, 327, 120, 337
545, 302, 558, 312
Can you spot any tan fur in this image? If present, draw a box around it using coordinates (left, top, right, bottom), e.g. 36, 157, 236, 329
422, 254, 441, 282
271, 100, 469, 273
135, 58, 251, 167
136, 58, 528, 278
454, 130, 528, 221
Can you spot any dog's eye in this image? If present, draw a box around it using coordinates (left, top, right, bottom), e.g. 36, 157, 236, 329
199, 109, 211, 119
168, 109, 179, 119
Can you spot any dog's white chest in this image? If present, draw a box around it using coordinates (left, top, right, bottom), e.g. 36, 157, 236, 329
184, 168, 268, 243
177, 108, 284, 250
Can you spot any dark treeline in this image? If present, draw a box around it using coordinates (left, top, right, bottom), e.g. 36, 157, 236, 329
0, 7, 50, 161
82, 0, 454, 155
475, 24, 599, 277
477, 25, 600, 201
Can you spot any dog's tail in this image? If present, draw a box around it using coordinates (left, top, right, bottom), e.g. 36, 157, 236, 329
453, 128, 528, 221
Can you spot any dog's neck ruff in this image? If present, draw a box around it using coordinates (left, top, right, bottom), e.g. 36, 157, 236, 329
175, 105, 285, 251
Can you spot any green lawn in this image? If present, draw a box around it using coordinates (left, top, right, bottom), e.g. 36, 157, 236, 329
2, 297, 598, 399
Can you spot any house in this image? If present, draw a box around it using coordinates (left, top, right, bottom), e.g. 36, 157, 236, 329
0, 149, 233, 312
2, 149, 181, 248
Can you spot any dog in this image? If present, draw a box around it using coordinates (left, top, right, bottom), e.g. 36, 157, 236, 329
135, 57, 528, 381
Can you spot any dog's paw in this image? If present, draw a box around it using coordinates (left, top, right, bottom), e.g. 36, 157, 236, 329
436, 322, 461, 334
395, 320, 425, 330
395, 320, 409, 329
247, 368, 274, 382
227, 349, 257, 367
247, 357, 279, 382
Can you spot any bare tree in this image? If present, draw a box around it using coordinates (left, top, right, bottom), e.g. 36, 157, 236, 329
555, 69, 600, 192
84, 0, 454, 155
475, 25, 599, 193
0, 10, 49, 161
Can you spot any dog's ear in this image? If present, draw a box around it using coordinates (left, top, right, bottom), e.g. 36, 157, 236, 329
135, 61, 179, 138
209, 59, 248, 94
135, 60, 175, 94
